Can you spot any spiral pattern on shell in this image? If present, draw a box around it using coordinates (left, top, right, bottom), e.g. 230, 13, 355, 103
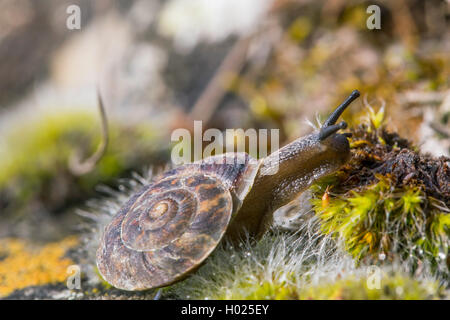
96, 168, 234, 291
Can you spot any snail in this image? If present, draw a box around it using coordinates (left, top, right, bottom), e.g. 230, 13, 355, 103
97, 90, 360, 291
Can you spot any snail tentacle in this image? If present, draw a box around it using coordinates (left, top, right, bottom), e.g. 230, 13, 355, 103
322, 90, 360, 127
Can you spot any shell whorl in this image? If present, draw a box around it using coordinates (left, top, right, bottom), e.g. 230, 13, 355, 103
96, 153, 259, 290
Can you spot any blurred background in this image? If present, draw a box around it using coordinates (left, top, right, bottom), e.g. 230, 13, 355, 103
0, 0, 448, 295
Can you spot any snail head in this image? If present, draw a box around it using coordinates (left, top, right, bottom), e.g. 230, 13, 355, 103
316, 90, 360, 164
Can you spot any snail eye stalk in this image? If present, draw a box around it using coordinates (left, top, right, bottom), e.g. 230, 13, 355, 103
322, 90, 360, 128
319, 121, 347, 141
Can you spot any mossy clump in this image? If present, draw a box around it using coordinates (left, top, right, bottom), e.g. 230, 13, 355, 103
310, 108, 449, 282
162, 230, 446, 300
212, 272, 445, 300
0, 237, 78, 297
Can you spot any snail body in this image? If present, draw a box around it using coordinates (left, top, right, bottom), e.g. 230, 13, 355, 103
97, 90, 360, 290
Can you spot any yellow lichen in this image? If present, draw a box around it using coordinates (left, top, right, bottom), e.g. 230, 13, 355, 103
0, 237, 78, 297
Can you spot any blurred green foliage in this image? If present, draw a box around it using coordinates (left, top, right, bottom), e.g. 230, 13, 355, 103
0, 108, 162, 216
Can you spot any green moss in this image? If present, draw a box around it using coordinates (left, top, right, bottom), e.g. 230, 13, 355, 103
0, 111, 95, 187
211, 277, 299, 300
309, 109, 449, 281
298, 274, 444, 300
0, 107, 162, 216
205, 272, 444, 300
163, 232, 446, 300
312, 179, 448, 269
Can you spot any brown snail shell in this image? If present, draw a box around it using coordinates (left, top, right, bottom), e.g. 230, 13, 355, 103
96, 91, 360, 291
97, 153, 259, 290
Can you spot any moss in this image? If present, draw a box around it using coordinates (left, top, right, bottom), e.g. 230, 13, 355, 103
163, 230, 333, 300
208, 273, 444, 300
298, 274, 444, 300
312, 180, 448, 272
0, 108, 162, 216
0, 237, 78, 297
0, 111, 96, 188
162, 231, 446, 300
310, 108, 449, 281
